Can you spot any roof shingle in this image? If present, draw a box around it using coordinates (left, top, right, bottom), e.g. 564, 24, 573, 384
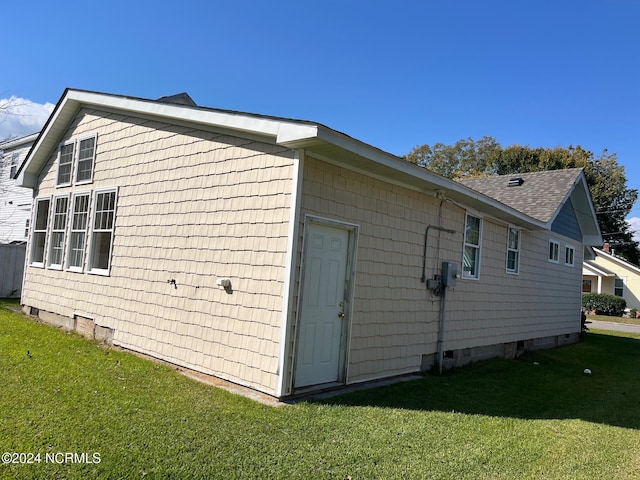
457, 168, 584, 223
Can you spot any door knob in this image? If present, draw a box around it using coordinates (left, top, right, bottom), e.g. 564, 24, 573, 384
338, 312, 345, 319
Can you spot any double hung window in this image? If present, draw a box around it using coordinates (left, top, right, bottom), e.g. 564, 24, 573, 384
548, 240, 560, 263
565, 245, 575, 266
56, 135, 97, 187
506, 227, 520, 274
463, 213, 482, 279
47, 196, 69, 268
75, 137, 96, 183
67, 193, 90, 271
614, 278, 624, 297
30, 198, 50, 266
57, 142, 75, 186
89, 189, 117, 274
9, 152, 19, 178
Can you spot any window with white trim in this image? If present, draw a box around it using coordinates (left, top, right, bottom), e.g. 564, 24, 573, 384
47, 195, 69, 268
88, 189, 117, 274
56, 142, 75, 186
614, 278, 624, 297
565, 245, 575, 266
463, 213, 482, 279
9, 152, 19, 178
75, 136, 96, 183
506, 227, 520, 274
548, 240, 560, 263
30, 198, 50, 265
66, 193, 91, 271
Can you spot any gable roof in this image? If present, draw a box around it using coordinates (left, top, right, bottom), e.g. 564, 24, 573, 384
458, 169, 601, 245
156, 92, 197, 106
17, 88, 601, 240
590, 247, 640, 276
0, 132, 39, 152
458, 169, 582, 223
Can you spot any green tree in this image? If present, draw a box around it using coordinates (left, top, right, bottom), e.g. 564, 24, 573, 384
405, 138, 640, 265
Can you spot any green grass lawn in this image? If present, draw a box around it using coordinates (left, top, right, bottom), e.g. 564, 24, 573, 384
2, 299, 640, 479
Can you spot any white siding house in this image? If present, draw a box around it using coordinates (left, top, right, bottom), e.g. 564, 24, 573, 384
0, 133, 37, 243
17, 89, 601, 399
0, 133, 38, 297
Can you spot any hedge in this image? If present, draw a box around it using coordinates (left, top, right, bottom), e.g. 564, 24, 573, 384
582, 293, 626, 316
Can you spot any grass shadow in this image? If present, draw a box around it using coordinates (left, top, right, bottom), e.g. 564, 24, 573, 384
318, 332, 640, 430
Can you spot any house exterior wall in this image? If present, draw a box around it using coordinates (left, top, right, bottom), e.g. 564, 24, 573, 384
298, 156, 583, 385
0, 137, 35, 243
21, 108, 295, 394
551, 199, 582, 242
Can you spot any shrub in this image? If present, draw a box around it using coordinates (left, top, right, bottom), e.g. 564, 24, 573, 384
582, 293, 626, 316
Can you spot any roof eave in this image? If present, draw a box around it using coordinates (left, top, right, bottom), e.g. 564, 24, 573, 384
18, 89, 319, 188
279, 126, 546, 230
15, 88, 557, 230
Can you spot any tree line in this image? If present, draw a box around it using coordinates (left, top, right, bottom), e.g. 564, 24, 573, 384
405, 137, 640, 265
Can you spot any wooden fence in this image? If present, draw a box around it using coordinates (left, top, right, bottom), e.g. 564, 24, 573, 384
0, 243, 25, 298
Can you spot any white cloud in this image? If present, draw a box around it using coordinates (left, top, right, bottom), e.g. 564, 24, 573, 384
627, 217, 640, 244
0, 96, 54, 141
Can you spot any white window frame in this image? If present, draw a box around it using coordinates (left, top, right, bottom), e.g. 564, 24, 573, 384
614, 277, 625, 297
88, 187, 118, 276
462, 212, 482, 279
564, 244, 575, 267
506, 226, 520, 274
66, 192, 91, 272
56, 141, 75, 187
548, 239, 560, 264
29, 197, 51, 267
47, 194, 70, 270
75, 134, 97, 185
9, 152, 19, 178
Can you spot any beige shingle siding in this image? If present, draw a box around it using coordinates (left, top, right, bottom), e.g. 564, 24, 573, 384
22, 108, 294, 395
301, 156, 583, 384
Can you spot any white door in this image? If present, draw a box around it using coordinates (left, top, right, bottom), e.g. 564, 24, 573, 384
295, 222, 350, 388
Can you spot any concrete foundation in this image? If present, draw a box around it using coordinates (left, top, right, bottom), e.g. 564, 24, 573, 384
23, 306, 114, 345
422, 332, 580, 373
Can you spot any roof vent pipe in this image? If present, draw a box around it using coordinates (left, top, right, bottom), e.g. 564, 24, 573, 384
508, 177, 524, 187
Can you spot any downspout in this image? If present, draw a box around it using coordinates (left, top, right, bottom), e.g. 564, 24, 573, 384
437, 282, 448, 375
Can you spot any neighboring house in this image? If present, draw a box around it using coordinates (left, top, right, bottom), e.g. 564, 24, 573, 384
583, 243, 640, 309
16, 89, 601, 399
0, 133, 38, 297
0, 133, 38, 243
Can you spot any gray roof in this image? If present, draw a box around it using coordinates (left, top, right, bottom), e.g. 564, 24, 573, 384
457, 168, 584, 223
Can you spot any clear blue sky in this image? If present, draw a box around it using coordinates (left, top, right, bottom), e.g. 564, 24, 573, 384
3, 1, 639, 221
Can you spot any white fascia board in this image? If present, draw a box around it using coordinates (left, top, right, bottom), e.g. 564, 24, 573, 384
582, 264, 608, 277
284, 125, 547, 230
0, 132, 39, 150
17, 89, 318, 188
69, 90, 290, 137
